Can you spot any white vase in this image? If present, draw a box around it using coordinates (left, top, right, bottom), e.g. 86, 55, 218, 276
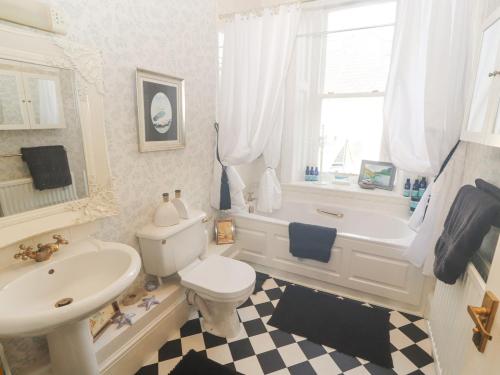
154, 193, 180, 227
172, 189, 191, 219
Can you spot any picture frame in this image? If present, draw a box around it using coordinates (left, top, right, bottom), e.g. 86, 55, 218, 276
215, 218, 235, 245
88, 301, 120, 341
358, 160, 397, 190
136, 68, 185, 152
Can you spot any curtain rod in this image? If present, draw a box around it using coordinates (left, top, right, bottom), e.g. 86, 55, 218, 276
217, 0, 390, 19
218, 0, 316, 19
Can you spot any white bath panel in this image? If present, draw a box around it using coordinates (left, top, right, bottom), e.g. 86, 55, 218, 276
349, 250, 409, 288
236, 248, 267, 264
272, 256, 342, 284
234, 227, 266, 254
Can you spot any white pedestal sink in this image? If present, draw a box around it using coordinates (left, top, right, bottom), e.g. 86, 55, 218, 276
0, 239, 141, 375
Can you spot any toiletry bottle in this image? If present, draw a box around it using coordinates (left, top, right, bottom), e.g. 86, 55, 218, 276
419, 177, 427, 198
410, 179, 420, 212
403, 178, 411, 197
314, 167, 319, 181
305, 166, 310, 181
154, 193, 180, 227
172, 189, 191, 219
411, 179, 420, 200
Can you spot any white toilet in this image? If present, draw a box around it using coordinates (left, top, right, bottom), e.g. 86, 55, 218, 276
136, 210, 256, 338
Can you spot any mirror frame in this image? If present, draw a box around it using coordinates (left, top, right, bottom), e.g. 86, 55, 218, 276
0, 24, 118, 248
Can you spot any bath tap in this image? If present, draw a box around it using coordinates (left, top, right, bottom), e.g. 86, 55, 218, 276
246, 192, 256, 213
14, 234, 68, 262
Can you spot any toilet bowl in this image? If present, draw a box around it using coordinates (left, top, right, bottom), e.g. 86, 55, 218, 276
180, 255, 255, 337
136, 210, 257, 338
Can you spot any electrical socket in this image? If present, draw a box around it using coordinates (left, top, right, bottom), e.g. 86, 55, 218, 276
49, 6, 67, 35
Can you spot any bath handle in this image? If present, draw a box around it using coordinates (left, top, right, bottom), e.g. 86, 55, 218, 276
317, 209, 344, 219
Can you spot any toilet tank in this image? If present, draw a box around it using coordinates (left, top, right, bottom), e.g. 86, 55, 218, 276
136, 210, 207, 277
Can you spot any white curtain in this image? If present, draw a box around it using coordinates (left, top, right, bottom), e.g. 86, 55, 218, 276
384, 0, 485, 271
210, 5, 301, 213
408, 144, 467, 273
281, 8, 325, 184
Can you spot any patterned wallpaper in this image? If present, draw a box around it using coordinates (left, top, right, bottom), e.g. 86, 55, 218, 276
0, 0, 217, 373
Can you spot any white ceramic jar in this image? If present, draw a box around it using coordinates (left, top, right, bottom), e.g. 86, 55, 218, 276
154, 193, 180, 227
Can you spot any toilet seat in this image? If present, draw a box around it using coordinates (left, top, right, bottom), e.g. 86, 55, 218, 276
179, 255, 256, 302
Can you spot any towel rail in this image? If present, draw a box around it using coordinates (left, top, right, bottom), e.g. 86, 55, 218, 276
0, 147, 67, 158
0, 153, 22, 158
316, 208, 344, 219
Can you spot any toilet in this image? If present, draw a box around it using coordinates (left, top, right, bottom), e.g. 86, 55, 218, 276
136, 210, 256, 338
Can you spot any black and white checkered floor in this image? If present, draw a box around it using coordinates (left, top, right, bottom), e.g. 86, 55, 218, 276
136, 274, 434, 375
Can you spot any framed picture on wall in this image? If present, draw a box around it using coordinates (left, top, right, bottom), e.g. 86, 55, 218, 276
358, 160, 397, 190
136, 68, 185, 152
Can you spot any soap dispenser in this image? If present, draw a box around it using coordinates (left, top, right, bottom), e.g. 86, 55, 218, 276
154, 193, 180, 227
172, 189, 191, 219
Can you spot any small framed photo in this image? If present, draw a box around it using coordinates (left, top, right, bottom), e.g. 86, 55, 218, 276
136, 68, 185, 152
215, 218, 235, 245
89, 301, 120, 341
358, 160, 397, 190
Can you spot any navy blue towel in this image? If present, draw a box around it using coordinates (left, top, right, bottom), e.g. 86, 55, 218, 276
21, 145, 72, 191
288, 222, 337, 263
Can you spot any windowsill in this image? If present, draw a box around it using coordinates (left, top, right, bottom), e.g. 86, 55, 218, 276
283, 181, 407, 204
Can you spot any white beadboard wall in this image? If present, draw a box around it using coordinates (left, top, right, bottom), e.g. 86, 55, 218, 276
429, 1, 500, 373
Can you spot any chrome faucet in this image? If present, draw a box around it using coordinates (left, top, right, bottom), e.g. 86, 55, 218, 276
14, 234, 68, 262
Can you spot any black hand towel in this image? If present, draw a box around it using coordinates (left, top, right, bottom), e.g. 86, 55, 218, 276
289, 222, 337, 263
21, 146, 72, 190
476, 179, 500, 227
434, 185, 500, 284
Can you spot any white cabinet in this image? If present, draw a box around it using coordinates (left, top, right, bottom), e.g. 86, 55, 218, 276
0, 68, 29, 130
462, 8, 500, 147
0, 59, 65, 130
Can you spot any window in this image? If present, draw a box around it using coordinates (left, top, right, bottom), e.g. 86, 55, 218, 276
317, 1, 396, 174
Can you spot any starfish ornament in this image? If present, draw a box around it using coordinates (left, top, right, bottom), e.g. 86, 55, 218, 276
138, 295, 160, 311
112, 312, 135, 329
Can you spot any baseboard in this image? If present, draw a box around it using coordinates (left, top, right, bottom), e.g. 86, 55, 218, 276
426, 320, 442, 375
100, 292, 190, 375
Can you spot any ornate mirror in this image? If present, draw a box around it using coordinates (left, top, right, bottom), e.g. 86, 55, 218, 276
0, 24, 117, 248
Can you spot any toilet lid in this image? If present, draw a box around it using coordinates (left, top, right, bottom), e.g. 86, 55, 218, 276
180, 255, 256, 301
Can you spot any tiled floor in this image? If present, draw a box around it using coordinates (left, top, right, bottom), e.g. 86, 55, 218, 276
136, 274, 435, 375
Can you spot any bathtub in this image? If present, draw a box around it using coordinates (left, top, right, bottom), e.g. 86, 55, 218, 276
233, 197, 426, 307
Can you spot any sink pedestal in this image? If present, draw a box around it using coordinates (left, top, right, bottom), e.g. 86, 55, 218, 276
47, 319, 98, 375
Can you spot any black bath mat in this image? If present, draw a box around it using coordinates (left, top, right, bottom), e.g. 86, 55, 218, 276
253, 271, 270, 294
169, 350, 240, 374
268, 285, 393, 368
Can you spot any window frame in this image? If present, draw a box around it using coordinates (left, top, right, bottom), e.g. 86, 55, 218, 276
304, 0, 396, 176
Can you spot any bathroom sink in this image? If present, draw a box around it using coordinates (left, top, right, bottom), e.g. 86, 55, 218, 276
0, 239, 141, 375
0, 240, 140, 337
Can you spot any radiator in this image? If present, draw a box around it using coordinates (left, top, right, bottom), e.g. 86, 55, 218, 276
0, 176, 78, 216
429, 269, 484, 375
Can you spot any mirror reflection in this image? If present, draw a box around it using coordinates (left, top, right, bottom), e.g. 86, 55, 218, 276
0, 58, 88, 217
